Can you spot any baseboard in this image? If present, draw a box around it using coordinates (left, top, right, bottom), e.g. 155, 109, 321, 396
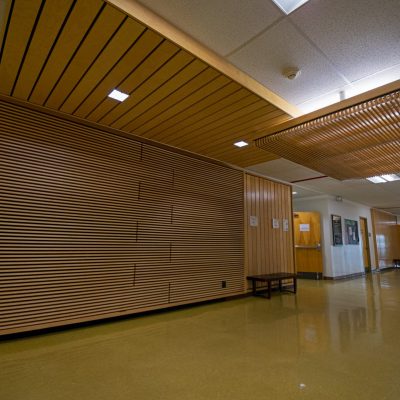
297, 272, 323, 280
377, 266, 398, 273
324, 271, 365, 280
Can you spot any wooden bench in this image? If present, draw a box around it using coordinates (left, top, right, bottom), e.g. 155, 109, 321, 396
247, 273, 297, 299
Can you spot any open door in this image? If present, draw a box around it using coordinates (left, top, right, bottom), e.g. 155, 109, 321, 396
294, 211, 323, 279
360, 217, 371, 272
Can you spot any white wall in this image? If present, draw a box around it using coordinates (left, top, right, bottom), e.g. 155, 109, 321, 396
294, 195, 376, 278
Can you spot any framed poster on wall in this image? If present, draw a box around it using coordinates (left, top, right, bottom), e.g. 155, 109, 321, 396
344, 219, 359, 245
331, 215, 343, 246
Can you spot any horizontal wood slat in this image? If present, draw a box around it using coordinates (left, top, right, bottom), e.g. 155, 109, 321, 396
0, 99, 244, 335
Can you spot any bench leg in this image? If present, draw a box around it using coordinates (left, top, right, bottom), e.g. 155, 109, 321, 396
293, 277, 297, 294
268, 280, 271, 299
252, 280, 257, 296
279, 279, 282, 292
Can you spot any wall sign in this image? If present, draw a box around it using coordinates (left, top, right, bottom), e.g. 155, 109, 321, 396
331, 214, 343, 246
272, 218, 280, 229
299, 223, 310, 232
249, 216, 258, 227
344, 219, 359, 245
283, 219, 289, 232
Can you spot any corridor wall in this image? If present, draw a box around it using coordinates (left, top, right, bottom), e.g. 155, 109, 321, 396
0, 98, 244, 335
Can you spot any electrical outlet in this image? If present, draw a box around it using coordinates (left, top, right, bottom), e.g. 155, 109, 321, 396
221, 281, 226, 288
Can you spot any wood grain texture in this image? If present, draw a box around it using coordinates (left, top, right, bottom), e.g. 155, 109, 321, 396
244, 174, 294, 290
0, 0, 291, 168
256, 90, 400, 180
371, 209, 400, 268
0, 98, 244, 335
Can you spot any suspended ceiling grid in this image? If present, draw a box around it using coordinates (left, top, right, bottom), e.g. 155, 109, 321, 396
0, 0, 297, 168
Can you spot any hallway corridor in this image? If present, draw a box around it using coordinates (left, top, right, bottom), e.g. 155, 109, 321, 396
1, 271, 400, 400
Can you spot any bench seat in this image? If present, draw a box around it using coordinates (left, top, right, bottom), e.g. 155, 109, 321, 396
247, 273, 297, 299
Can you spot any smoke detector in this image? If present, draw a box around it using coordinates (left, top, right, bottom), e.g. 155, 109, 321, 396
283, 68, 301, 80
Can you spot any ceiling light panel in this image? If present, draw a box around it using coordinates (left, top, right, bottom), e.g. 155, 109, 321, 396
381, 174, 400, 182
367, 176, 387, 184
234, 141, 248, 148
108, 89, 129, 102
271, 0, 310, 15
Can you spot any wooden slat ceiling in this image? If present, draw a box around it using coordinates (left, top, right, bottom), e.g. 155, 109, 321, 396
256, 89, 400, 180
0, 0, 294, 167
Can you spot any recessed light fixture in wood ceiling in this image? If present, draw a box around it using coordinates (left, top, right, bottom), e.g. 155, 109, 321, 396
255, 88, 400, 180
0, 0, 299, 168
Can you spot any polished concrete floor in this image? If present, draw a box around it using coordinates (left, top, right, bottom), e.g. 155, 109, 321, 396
1, 270, 400, 400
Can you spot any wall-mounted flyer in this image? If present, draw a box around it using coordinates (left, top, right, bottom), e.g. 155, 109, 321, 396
331, 214, 343, 246
272, 218, 280, 229
249, 216, 258, 227
299, 223, 310, 232
283, 219, 289, 231
345, 219, 359, 245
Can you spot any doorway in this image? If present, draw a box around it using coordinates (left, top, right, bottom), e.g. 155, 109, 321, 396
293, 211, 323, 279
360, 217, 371, 272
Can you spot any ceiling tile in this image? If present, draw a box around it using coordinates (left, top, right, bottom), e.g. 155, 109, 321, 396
247, 158, 323, 180
380, 207, 400, 216
292, 186, 323, 198
291, 0, 400, 82
251, 159, 400, 210
137, 0, 283, 56
228, 19, 347, 104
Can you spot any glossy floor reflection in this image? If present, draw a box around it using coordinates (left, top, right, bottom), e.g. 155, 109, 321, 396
2, 271, 400, 400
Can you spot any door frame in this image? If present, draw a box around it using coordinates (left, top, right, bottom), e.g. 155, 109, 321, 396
360, 217, 371, 272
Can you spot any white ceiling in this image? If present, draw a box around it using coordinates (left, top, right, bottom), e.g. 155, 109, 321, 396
247, 158, 400, 215
137, 0, 400, 113
134, 0, 400, 214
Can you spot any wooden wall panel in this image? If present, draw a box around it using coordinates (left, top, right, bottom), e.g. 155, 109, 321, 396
371, 209, 400, 268
244, 174, 295, 288
0, 99, 244, 335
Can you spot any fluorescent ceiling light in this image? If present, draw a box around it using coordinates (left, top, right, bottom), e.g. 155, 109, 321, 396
381, 174, 400, 182
292, 191, 298, 194
271, 0, 310, 14
108, 89, 129, 102
234, 141, 248, 148
367, 176, 389, 184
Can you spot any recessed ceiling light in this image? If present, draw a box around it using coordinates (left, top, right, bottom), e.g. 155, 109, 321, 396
367, 176, 387, 184
381, 174, 400, 182
271, 0, 310, 14
108, 89, 129, 102
292, 191, 298, 195
234, 141, 248, 148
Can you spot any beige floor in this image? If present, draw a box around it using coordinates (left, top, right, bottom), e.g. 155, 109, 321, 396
1, 271, 400, 400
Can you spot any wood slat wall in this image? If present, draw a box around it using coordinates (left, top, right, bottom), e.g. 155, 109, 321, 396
245, 174, 295, 288
371, 209, 400, 269
0, 98, 245, 335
